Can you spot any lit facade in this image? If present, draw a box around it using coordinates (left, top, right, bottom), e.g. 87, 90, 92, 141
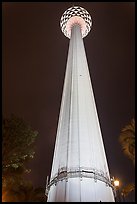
46, 6, 115, 202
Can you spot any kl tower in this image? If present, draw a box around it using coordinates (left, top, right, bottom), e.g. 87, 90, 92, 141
46, 6, 115, 202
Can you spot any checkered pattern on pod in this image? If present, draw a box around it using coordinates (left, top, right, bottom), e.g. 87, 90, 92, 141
60, 6, 92, 38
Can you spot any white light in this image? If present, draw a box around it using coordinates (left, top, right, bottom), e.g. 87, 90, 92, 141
114, 180, 119, 187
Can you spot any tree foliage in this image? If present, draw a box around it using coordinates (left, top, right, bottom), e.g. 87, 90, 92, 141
2, 114, 46, 202
121, 183, 135, 197
119, 118, 135, 165
119, 118, 135, 199
2, 179, 46, 202
2, 114, 38, 175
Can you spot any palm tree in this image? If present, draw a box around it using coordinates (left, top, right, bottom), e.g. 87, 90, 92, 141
119, 118, 135, 165
119, 118, 135, 199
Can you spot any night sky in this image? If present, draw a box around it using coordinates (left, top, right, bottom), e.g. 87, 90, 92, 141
2, 1, 135, 198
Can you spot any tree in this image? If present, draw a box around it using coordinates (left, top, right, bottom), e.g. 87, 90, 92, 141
119, 118, 135, 165
2, 114, 38, 175
121, 183, 135, 199
2, 114, 46, 202
2, 179, 46, 202
119, 118, 135, 199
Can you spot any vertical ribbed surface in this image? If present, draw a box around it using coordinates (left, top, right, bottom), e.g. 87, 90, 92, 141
47, 25, 115, 202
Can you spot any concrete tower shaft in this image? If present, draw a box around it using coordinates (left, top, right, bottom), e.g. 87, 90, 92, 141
46, 6, 115, 202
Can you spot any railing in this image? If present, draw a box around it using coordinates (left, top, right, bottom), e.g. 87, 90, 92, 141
45, 167, 116, 196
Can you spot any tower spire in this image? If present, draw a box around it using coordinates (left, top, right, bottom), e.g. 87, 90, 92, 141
46, 6, 115, 202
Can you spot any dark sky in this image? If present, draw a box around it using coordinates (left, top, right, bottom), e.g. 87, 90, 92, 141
2, 1, 135, 198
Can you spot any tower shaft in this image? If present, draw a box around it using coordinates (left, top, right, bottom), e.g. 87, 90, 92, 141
46, 25, 115, 202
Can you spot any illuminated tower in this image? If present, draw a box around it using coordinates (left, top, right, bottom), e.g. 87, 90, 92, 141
46, 6, 115, 202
